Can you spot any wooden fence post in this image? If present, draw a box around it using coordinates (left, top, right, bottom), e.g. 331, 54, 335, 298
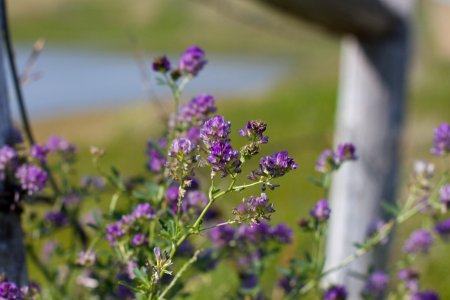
324, 2, 412, 297
0, 3, 28, 284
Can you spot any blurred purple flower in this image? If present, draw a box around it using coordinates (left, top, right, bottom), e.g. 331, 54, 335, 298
76, 250, 96, 266
324, 285, 347, 300
269, 223, 293, 244
131, 233, 147, 247
310, 199, 331, 222
46, 135, 77, 153
45, 211, 68, 227
30, 144, 48, 163
178, 93, 216, 127
152, 55, 171, 73
435, 218, 450, 239
440, 184, 450, 207
431, 122, 450, 156
403, 230, 433, 254
362, 271, 389, 297
335, 143, 357, 163
316, 149, 335, 173
178, 45, 207, 76
0, 145, 17, 179
210, 224, 235, 248
132, 203, 154, 220
169, 137, 194, 157
411, 291, 440, 300
398, 268, 420, 293
146, 138, 167, 173
200, 115, 231, 148
15, 163, 48, 195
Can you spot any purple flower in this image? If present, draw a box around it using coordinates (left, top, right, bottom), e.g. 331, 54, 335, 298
178, 45, 207, 76
210, 225, 235, 248
278, 276, 296, 294
324, 285, 347, 300
185, 191, 208, 208
258, 151, 297, 178
63, 194, 83, 207
178, 93, 216, 126
310, 199, 331, 222
207, 141, 241, 176
316, 149, 336, 173
403, 230, 433, 254
411, 291, 440, 300
0, 280, 22, 299
152, 55, 171, 73
239, 120, 268, 144
106, 222, 126, 245
131, 233, 148, 247
132, 203, 154, 220
146, 138, 167, 173
45, 211, 68, 227
398, 268, 420, 293
166, 186, 179, 202
169, 138, 194, 157
46, 135, 76, 153
363, 271, 389, 297
185, 127, 201, 144
435, 218, 450, 239
80, 176, 105, 190
30, 144, 48, 163
237, 222, 270, 243
200, 115, 231, 148
431, 123, 450, 156
269, 223, 293, 244
15, 164, 47, 195
335, 143, 357, 163
0, 145, 17, 179
440, 184, 450, 207
235, 193, 274, 223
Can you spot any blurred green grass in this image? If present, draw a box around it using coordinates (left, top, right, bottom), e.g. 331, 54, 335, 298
10, 0, 450, 298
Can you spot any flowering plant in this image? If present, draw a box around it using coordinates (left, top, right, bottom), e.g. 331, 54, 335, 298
0, 46, 449, 300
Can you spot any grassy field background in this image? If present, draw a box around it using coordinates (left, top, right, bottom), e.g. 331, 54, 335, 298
7, 0, 450, 298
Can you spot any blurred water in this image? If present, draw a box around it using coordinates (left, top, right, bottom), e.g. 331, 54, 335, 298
10, 46, 287, 119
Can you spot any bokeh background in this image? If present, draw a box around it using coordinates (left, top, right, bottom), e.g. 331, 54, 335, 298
7, 0, 450, 298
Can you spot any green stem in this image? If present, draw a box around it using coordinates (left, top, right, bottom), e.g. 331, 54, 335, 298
158, 250, 201, 300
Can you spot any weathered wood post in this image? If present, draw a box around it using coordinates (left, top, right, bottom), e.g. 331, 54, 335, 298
324, 1, 413, 297
0, 2, 28, 284
253, 0, 412, 297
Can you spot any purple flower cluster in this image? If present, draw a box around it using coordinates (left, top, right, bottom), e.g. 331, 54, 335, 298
80, 176, 105, 190
45, 211, 68, 227
435, 218, 450, 239
0, 279, 23, 299
239, 120, 268, 144
255, 151, 297, 179
169, 138, 194, 157
403, 229, 433, 254
200, 115, 231, 148
431, 123, 450, 156
411, 291, 440, 300
233, 193, 275, 224
178, 46, 207, 76
207, 141, 241, 177
131, 233, 148, 247
46, 135, 77, 153
210, 224, 235, 248
165, 187, 208, 215
316, 143, 357, 173
366, 219, 389, 245
210, 222, 292, 248
398, 268, 420, 293
362, 271, 389, 297
324, 285, 347, 300
30, 144, 49, 163
146, 138, 167, 173
15, 163, 48, 195
105, 203, 154, 245
440, 184, 450, 207
178, 93, 217, 127
152, 55, 171, 73
310, 199, 331, 222
0, 145, 17, 180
